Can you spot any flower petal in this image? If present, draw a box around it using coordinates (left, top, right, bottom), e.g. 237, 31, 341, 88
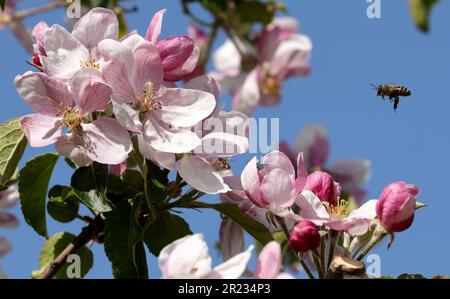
55, 133, 91, 167
112, 101, 143, 134
196, 132, 248, 157
185, 75, 220, 100
254, 241, 281, 279
0, 237, 12, 258
19, 114, 62, 147
203, 245, 253, 279
15, 71, 72, 115
232, 69, 260, 116
295, 191, 330, 224
260, 168, 296, 208
41, 24, 89, 80
98, 39, 137, 104
295, 124, 329, 168
143, 117, 201, 153
155, 88, 216, 128
262, 150, 295, 178
178, 155, 230, 194
145, 9, 166, 44
72, 7, 118, 50
220, 218, 245, 261
330, 160, 372, 192
213, 39, 241, 72
0, 185, 19, 209
241, 157, 265, 208
137, 135, 176, 170
81, 118, 132, 164
70, 68, 112, 115
0, 212, 19, 229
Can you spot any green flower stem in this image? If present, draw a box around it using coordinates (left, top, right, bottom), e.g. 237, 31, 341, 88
327, 230, 339, 270
311, 249, 324, 279
357, 226, 388, 261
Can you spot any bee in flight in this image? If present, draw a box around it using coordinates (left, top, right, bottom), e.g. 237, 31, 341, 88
371, 84, 411, 111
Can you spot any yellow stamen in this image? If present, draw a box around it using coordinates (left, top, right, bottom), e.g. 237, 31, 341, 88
261, 76, 281, 96
80, 59, 101, 70
139, 82, 162, 112
57, 106, 81, 130
325, 198, 349, 218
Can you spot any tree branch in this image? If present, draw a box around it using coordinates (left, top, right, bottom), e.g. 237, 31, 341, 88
34, 214, 105, 279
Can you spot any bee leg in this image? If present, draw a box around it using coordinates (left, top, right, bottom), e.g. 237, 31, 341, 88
393, 97, 399, 112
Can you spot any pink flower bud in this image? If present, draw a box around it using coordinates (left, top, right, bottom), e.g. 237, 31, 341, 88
304, 171, 341, 205
376, 182, 420, 233
289, 221, 320, 253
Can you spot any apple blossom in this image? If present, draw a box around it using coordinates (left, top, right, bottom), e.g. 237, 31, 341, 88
158, 234, 253, 279
15, 69, 132, 165
99, 35, 215, 154
289, 221, 320, 253
220, 218, 245, 261
294, 190, 377, 236
303, 171, 341, 205
145, 9, 200, 81
376, 182, 420, 233
40, 8, 119, 80
213, 17, 312, 116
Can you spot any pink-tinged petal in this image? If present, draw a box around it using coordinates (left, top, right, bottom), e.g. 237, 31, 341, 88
295, 152, 308, 191
131, 38, 163, 93
72, 7, 118, 50
112, 102, 143, 133
98, 39, 137, 104
348, 200, 377, 220
270, 34, 312, 79
232, 69, 260, 116
260, 168, 296, 208
330, 160, 371, 192
15, 72, 72, 115
241, 157, 265, 208
263, 150, 295, 178
221, 176, 248, 203
163, 43, 200, 82
295, 191, 330, 224
155, 88, 216, 128
258, 26, 282, 62
137, 135, 176, 170
159, 234, 212, 278
295, 124, 329, 169
81, 118, 132, 165
178, 155, 230, 194
157, 36, 195, 72
70, 68, 112, 115
210, 70, 245, 94
55, 133, 91, 167
203, 245, 253, 279
278, 142, 295, 164
109, 163, 127, 176
0, 185, 19, 209
203, 110, 248, 137
213, 39, 241, 72
326, 218, 371, 236
254, 241, 281, 279
0, 237, 12, 258
19, 114, 62, 147
143, 117, 201, 153
220, 218, 245, 261
196, 132, 248, 157
32, 21, 49, 54
0, 212, 19, 228
145, 9, 166, 44
268, 17, 299, 34
185, 75, 220, 100
41, 24, 89, 80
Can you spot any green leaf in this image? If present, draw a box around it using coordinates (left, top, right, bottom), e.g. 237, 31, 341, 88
189, 202, 273, 245
0, 118, 27, 187
38, 232, 93, 279
104, 199, 148, 279
122, 170, 144, 192
146, 161, 168, 203
409, 0, 439, 32
18, 153, 58, 237
0, 0, 6, 10
144, 211, 192, 256
237, 1, 275, 25
71, 163, 113, 212
397, 273, 426, 279
201, 0, 228, 13
47, 185, 80, 223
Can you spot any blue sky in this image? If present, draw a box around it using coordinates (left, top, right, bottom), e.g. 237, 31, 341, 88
1, 0, 450, 278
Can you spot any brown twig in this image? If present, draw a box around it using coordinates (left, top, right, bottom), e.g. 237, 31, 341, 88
34, 214, 105, 279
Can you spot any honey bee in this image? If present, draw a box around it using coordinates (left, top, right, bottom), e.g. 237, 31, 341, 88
371, 84, 411, 111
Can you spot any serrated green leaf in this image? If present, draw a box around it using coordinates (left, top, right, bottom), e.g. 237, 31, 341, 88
104, 199, 148, 279
188, 202, 274, 245
0, 118, 27, 186
18, 153, 58, 237
409, 0, 439, 32
47, 185, 79, 223
71, 163, 113, 212
144, 211, 192, 256
39, 232, 93, 279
